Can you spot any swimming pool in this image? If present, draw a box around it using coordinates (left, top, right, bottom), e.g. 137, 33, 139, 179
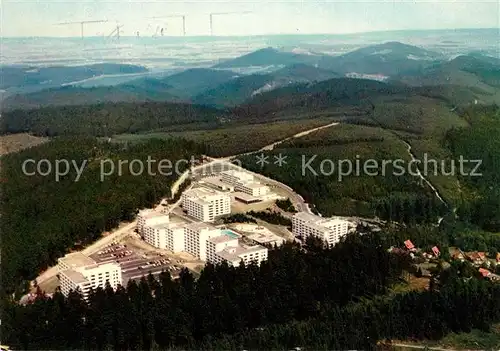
222, 229, 240, 239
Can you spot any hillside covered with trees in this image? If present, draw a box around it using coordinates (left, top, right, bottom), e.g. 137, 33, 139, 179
2, 234, 499, 350
1, 137, 205, 294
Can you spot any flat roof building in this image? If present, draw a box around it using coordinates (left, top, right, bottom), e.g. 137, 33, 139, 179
137, 210, 170, 235
221, 170, 254, 185
220, 170, 269, 197
143, 222, 186, 252
292, 212, 350, 246
183, 222, 222, 261
181, 187, 231, 222
214, 244, 268, 267
58, 252, 122, 300
234, 192, 261, 204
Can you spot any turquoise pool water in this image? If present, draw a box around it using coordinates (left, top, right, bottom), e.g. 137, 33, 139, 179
222, 229, 240, 238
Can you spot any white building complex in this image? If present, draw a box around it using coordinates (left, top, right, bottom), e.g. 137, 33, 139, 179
183, 223, 223, 261
220, 170, 270, 197
207, 233, 268, 267
292, 212, 350, 246
137, 209, 170, 235
57, 252, 122, 300
143, 222, 185, 252
181, 187, 231, 222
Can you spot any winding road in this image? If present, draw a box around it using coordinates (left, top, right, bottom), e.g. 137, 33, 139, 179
35, 121, 340, 287
401, 140, 447, 206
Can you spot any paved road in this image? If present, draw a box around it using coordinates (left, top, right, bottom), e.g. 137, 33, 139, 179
35, 121, 337, 287
192, 160, 310, 214
193, 121, 340, 214
388, 343, 461, 351
36, 221, 137, 286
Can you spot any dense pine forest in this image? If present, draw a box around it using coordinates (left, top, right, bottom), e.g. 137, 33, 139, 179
2, 234, 499, 350
0, 102, 225, 137
446, 105, 500, 233
1, 138, 206, 295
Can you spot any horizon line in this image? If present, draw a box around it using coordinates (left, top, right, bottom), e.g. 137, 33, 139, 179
1, 27, 497, 39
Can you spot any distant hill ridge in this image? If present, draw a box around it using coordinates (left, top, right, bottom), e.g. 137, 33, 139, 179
3, 42, 500, 110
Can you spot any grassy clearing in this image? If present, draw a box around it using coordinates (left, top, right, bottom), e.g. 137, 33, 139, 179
111, 118, 337, 157
371, 96, 468, 136
391, 325, 500, 350
0, 133, 49, 156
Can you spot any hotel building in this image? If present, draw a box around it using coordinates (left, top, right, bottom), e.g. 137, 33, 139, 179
213, 244, 268, 267
142, 222, 186, 252
57, 252, 122, 300
137, 209, 170, 235
292, 212, 350, 246
183, 223, 223, 261
205, 229, 268, 267
220, 170, 270, 197
181, 187, 231, 222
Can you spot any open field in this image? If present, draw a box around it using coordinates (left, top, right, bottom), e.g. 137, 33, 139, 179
111, 118, 338, 157
0, 133, 48, 155
387, 324, 500, 350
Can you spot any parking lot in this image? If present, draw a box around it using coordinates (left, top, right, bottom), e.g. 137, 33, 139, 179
90, 242, 183, 286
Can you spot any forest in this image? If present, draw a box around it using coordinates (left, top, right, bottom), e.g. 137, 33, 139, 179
0, 102, 225, 137
446, 105, 500, 233
2, 233, 499, 350
241, 140, 447, 223
1, 137, 206, 295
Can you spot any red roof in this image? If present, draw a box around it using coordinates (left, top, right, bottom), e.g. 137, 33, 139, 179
432, 246, 440, 256
404, 240, 415, 250
467, 251, 487, 261
479, 268, 490, 277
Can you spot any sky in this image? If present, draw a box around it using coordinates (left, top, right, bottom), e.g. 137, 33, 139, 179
1, 0, 499, 37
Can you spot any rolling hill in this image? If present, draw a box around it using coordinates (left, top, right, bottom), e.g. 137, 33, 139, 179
0, 63, 149, 93
156, 68, 239, 97
317, 41, 444, 77
1, 83, 182, 111
213, 47, 323, 69
193, 64, 341, 107
396, 54, 500, 104
232, 78, 404, 121
1, 68, 240, 110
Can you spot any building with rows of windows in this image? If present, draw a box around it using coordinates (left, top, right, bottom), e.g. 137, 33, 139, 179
220, 170, 270, 197
292, 212, 350, 246
183, 222, 223, 261
142, 221, 185, 252
57, 252, 122, 300
181, 187, 231, 222
137, 209, 170, 236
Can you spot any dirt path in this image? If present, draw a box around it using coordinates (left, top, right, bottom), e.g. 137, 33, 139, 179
258, 121, 339, 152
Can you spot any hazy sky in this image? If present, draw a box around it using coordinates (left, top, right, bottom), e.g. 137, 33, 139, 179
1, 0, 499, 37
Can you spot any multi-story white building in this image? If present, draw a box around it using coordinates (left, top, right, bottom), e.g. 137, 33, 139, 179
143, 221, 187, 252
183, 223, 223, 260
235, 181, 270, 197
181, 187, 230, 222
204, 229, 268, 267
220, 170, 269, 197
206, 235, 239, 263
221, 170, 254, 185
214, 244, 268, 267
166, 223, 186, 253
292, 212, 350, 246
137, 209, 170, 235
58, 252, 122, 300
